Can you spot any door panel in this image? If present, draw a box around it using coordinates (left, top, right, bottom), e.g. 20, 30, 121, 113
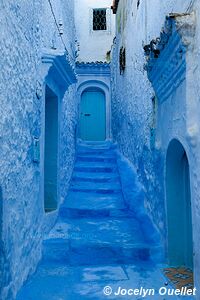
166, 139, 193, 269
44, 86, 58, 212
80, 90, 106, 141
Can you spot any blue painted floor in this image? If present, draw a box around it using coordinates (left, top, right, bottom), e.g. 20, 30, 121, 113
16, 142, 192, 299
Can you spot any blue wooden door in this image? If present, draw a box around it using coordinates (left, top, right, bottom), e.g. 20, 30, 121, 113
79, 90, 106, 141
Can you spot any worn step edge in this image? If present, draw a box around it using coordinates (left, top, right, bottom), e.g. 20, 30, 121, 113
59, 207, 128, 218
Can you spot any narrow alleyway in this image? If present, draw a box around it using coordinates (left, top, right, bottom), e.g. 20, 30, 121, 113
16, 142, 189, 300
1, 1, 199, 299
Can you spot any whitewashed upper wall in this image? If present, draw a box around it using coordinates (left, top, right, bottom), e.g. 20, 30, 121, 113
75, 0, 115, 62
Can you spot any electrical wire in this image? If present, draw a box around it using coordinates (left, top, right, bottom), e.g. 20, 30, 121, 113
47, 0, 74, 63
186, 0, 195, 12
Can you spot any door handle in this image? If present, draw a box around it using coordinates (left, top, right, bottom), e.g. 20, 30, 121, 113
84, 114, 91, 116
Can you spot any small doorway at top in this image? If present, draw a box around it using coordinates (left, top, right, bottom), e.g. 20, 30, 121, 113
44, 85, 58, 213
79, 88, 106, 141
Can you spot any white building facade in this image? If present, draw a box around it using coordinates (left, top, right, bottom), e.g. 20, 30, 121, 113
75, 0, 115, 62
75, 0, 115, 142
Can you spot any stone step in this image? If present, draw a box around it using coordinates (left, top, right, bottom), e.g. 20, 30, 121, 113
70, 181, 121, 192
74, 165, 117, 173
76, 155, 116, 163
42, 238, 70, 264
68, 218, 147, 247
75, 161, 117, 168
42, 237, 163, 267
73, 170, 119, 180
74, 161, 118, 173
62, 191, 125, 210
43, 239, 151, 266
72, 174, 120, 183
59, 191, 126, 218
77, 142, 112, 149
59, 207, 126, 219
70, 187, 121, 195
42, 218, 155, 266
69, 244, 151, 266
60, 207, 131, 219
77, 150, 116, 156
69, 182, 122, 196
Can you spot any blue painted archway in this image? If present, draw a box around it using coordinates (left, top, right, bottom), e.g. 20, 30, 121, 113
166, 139, 193, 268
77, 80, 111, 141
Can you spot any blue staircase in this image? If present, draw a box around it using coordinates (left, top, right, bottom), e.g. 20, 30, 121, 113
16, 142, 165, 300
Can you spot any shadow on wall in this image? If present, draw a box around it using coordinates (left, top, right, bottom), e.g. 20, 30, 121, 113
115, 150, 162, 245
44, 86, 58, 213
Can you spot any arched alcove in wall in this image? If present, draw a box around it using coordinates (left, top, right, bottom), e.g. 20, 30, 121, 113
166, 139, 193, 268
44, 85, 58, 212
41, 50, 76, 214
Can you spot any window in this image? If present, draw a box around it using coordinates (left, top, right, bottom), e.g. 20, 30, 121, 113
93, 9, 107, 31
119, 47, 126, 74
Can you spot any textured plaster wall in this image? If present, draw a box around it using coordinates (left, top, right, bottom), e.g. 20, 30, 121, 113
111, 0, 199, 283
75, 0, 115, 62
0, 1, 77, 299
60, 84, 78, 202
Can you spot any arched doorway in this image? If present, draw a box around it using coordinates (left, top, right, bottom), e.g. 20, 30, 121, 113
79, 88, 106, 141
166, 139, 193, 268
44, 85, 58, 212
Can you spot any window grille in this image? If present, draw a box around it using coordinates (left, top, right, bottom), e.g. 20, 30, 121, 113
93, 9, 107, 31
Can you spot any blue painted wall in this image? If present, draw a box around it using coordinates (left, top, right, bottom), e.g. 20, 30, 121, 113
0, 1, 78, 299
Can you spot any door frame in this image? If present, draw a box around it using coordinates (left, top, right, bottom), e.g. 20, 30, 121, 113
77, 80, 111, 141
41, 82, 62, 214
79, 88, 106, 141
43, 85, 59, 212
165, 138, 194, 268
